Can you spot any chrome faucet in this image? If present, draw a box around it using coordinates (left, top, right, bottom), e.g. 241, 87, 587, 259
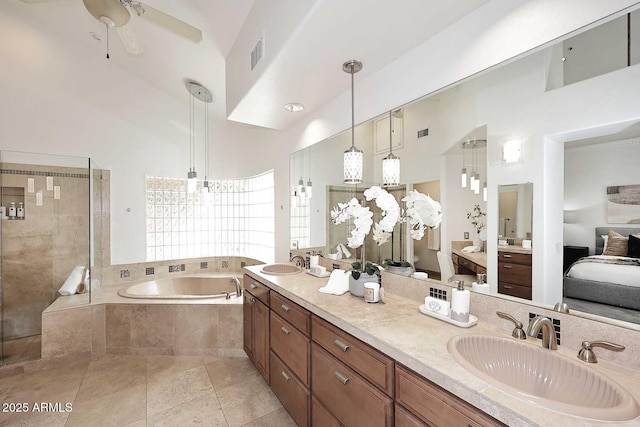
496, 311, 526, 340
290, 254, 306, 269
526, 316, 558, 350
577, 341, 625, 363
231, 277, 242, 297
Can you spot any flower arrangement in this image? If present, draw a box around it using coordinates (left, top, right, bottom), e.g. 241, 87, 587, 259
330, 186, 442, 249
466, 204, 486, 234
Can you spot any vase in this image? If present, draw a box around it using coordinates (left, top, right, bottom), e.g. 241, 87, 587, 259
349, 273, 378, 297
385, 266, 413, 276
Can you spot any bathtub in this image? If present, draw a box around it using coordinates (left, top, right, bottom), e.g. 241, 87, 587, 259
118, 275, 242, 299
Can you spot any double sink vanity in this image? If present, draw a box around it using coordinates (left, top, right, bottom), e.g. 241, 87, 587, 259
242, 264, 640, 427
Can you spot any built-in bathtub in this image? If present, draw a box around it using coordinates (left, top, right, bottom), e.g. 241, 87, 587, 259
117, 275, 242, 299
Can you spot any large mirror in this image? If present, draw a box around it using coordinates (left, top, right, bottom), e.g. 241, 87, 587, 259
291, 7, 640, 327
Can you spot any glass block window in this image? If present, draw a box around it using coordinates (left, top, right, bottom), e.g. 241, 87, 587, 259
290, 196, 310, 249
145, 171, 275, 263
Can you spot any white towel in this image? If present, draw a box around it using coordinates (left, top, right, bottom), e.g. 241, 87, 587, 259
461, 245, 480, 253
58, 266, 85, 296
319, 269, 350, 295
412, 272, 429, 281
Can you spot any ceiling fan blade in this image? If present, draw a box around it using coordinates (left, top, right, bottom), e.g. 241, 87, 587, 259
138, 2, 202, 43
116, 24, 144, 55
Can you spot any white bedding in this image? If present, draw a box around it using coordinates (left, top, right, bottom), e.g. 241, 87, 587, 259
566, 255, 640, 288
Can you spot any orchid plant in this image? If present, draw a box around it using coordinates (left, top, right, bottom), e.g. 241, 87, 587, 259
466, 204, 486, 234
330, 186, 442, 249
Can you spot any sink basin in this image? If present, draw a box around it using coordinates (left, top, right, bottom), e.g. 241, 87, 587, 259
260, 263, 302, 275
447, 334, 639, 421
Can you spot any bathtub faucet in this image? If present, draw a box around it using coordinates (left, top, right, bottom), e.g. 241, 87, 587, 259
231, 277, 242, 298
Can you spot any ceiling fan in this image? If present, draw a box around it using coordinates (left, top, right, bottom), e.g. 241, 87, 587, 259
21, 0, 203, 57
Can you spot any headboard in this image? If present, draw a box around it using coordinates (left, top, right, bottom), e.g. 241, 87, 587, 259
595, 226, 640, 254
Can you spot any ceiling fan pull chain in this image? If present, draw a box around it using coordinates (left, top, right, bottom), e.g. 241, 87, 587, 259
105, 23, 110, 59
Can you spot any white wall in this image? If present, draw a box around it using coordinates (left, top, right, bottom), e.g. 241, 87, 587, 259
564, 139, 640, 254
3, 0, 639, 271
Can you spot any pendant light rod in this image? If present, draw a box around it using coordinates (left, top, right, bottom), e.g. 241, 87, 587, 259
342, 60, 364, 184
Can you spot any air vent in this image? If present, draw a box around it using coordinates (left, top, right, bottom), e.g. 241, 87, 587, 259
417, 128, 429, 138
250, 37, 264, 70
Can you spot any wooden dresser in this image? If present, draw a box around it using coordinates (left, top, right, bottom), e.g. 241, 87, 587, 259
497, 250, 532, 300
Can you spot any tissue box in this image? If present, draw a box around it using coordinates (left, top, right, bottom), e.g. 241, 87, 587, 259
424, 296, 450, 316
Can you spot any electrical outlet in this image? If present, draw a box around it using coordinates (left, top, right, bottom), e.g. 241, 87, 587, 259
464, 232, 469, 239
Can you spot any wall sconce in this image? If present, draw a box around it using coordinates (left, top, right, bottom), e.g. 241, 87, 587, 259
503, 140, 522, 163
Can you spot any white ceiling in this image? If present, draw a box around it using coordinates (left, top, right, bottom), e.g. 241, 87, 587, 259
5, 0, 488, 130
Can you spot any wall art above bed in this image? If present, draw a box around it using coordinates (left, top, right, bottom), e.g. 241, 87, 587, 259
607, 185, 640, 224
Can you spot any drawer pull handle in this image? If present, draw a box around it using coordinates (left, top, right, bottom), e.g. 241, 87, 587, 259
333, 339, 350, 352
334, 370, 350, 385
250, 284, 257, 289
503, 264, 512, 269
281, 326, 291, 335
249, 296, 255, 303
281, 371, 291, 382
503, 254, 512, 258
504, 285, 513, 289
280, 304, 291, 313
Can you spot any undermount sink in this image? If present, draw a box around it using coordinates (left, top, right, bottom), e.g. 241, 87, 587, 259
260, 263, 302, 275
447, 334, 639, 422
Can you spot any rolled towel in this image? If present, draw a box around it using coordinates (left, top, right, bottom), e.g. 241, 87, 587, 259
412, 272, 429, 281
318, 269, 350, 295
58, 266, 85, 296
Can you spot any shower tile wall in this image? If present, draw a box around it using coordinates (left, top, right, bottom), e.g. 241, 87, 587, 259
1, 163, 91, 339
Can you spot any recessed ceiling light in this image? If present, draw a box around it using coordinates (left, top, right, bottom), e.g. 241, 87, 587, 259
284, 103, 304, 112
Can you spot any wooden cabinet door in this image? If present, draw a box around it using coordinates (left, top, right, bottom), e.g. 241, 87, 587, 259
253, 298, 270, 383
395, 404, 427, 427
243, 291, 254, 360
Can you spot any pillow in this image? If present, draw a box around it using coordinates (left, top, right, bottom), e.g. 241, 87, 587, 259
602, 230, 628, 256
629, 234, 640, 259
601, 234, 609, 254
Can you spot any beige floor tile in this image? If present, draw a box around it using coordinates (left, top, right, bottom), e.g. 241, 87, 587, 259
239, 407, 297, 427
0, 411, 69, 427
76, 355, 147, 403
147, 393, 227, 427
147, 355, 204, 381
216, 374, 281, 427
147, 366, 214, 416
205, 356, 259, 392
66, 383, 146, 427
123, 420, 147, 427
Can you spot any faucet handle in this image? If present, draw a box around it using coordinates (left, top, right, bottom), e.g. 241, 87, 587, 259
578, 341, 625, 363
496, 311, 526, 340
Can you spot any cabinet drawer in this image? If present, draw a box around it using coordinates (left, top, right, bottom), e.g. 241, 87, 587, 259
498, 251, 531, 265
271, 312, 310, 386
312, 344, 393, 427
244, 274, 270, 305
396, 365, 504, 427
457, 256, 477, 272
395, 404, 427, 427
271, 291, 310, 336
312, 396, 343, 427
498, 262, 531, 286
270, 351, 309, 427
312, 316, 394, 396
498, 281, 532, 300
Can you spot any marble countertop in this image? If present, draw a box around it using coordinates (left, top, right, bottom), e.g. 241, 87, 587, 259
244, 265, 640, 427
498, 245, 532, 254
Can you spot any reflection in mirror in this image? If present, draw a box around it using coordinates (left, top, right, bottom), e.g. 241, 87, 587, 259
498, 184, 533, 239
563, 127, 640, 325
290, 6, 640, 328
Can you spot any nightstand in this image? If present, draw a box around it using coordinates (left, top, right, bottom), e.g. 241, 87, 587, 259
563, 245, 589, 273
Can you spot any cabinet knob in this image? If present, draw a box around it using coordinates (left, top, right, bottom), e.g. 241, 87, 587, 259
333, 339, 351, 352
280, 304, 291, 313
281, 371, 291, 382
281, 326, 290, 336
334, 370, 350, 385
249, 296, 256, 303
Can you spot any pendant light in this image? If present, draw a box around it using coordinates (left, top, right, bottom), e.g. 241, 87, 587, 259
483, 181, 487, 202
382, 110, 401, 186
461, 140, 467, 188
185, 81, 213, 193
343, 60, 363, 184
305, 146, 313, 198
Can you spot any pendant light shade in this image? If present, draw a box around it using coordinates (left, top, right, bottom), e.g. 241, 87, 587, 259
461, 168, 467, 188
482, 181, 487, 202
343, 60, 363, 184
382, 110, 400, 186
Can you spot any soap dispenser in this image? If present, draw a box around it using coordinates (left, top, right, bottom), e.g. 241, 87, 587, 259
451, 280, 470, 323
17, 202, 24, 219
8, 202, 16, 219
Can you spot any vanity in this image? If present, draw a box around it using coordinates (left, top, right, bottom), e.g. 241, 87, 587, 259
242, 265, 640, 427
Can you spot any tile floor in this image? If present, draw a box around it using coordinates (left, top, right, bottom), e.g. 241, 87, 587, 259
2, 336, 41, 365
0, 354, 296, 427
